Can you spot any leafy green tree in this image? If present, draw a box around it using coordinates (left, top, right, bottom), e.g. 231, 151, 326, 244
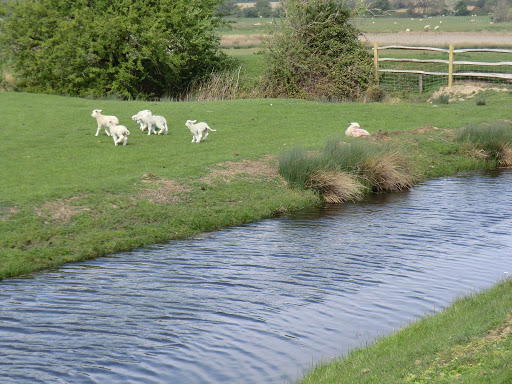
373, 0, 391, 14
216, 0, 241, 16
263, 0, 373, 101
255, 0, 273, 17
454, 0, 470, 15
0, 0, 233, 99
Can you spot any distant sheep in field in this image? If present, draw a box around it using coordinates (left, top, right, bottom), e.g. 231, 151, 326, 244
185, 120, 216, 143
434, 25, 440, 31
406, 28, 410, 32
108, 124, 130, 146
132, 110, 152, 131
137, 113, 168, 135
345, 122, 370, 138
91, 109, 119, 137
424, 25, 430, 32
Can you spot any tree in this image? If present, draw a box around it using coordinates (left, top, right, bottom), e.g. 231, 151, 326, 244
0, 0, 233, 99
491, 0, 512, 21
454, 0, 470, 15
216, 0, 241, 16
255, 0, 273, 17
263, 0, 373, 101
373, 0, 391, 15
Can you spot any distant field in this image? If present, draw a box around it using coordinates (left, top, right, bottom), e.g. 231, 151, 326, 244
352, 15, 512, 33
219, 16, 512, 48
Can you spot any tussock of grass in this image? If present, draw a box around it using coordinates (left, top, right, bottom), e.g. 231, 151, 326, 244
456, 122, 512, 167
306, 170, 364, 203
280, 140, 413, 202
362, 153, 413, 192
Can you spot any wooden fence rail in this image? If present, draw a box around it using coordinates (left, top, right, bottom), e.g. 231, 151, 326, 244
373, 43, 512, 91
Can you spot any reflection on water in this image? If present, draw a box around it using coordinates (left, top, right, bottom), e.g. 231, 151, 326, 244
1, 169, 512, 384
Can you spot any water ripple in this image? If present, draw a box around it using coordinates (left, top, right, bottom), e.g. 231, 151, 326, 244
1, 170, 512, 384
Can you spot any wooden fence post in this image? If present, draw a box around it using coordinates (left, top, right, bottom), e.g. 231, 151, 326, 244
374, 42, 379, 84
448, 44, 454, 87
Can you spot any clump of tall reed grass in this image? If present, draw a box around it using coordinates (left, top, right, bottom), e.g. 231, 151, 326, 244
279, 139, 413, 203
456, 122, 512, 166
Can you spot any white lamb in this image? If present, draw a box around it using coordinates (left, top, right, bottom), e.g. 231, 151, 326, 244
185, 120, 216, 143
138, 114, 168, 135
131, 110, 152, 132
424, 25, 430, 32
108, 124, 130, 146
434, 25, 440, 31
345, 122, 370, 138
91, 109, 119, 137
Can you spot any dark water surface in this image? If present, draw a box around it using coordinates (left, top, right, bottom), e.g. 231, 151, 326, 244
1, 170, 512, 384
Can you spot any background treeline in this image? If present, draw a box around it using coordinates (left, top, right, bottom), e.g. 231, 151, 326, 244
218, 0, 512, 21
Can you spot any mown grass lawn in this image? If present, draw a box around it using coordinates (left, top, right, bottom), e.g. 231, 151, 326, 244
1, 90, 512, 280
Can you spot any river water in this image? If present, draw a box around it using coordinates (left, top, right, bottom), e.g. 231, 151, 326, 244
1, 170, 512, 384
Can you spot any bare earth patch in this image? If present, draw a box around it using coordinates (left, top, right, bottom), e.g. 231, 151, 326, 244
0, 206, 20, 221
34, 198, 90, 223
429, 83, 509, 102
200, 156, 282, 185
140, 173, 192, 204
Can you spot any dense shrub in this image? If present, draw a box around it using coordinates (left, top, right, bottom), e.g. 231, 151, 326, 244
262, 0, 374, 101
0, 0, 234, 99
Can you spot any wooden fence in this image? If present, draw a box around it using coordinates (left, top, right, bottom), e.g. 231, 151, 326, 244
373, 43, 512, 92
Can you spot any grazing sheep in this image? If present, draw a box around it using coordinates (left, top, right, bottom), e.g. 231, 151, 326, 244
424, 25, 430, 32
434, 25, 440, 31
185, 120, 216, 143
345, 122, 370, 138
138, 114, 168, 135
108, 124, 130, 146
406, 28, 411, 32
132, 110, 152, 131
91, 109, 119, 137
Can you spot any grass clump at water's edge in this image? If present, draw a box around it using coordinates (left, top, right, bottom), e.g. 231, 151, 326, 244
297, 278, 512, 384
1, 91, 512, 280
279, 120, 512, 203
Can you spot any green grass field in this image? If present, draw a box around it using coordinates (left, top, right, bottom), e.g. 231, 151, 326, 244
2, 90, 512, 280
219, 16, 512, 47
352, 15, 512, 33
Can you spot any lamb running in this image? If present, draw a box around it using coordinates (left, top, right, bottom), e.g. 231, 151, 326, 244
345, 122, 370, 137
131, 110, 152, 132
91, 109, 119, 137
185, 120, 216, 143
137, 113, 168, 135
108, 124, 130, 146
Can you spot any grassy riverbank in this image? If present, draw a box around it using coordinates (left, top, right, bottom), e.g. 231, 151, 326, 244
298, 278, 512, 383
1, 90, 512, 281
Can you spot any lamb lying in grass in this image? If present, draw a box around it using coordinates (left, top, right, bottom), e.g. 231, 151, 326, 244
185, 120, 216, 143
91, 109, 119, 137
345, 122, 370, 137
131, 110, 152, 132
108, 124, 130, 146
137, 113, 168, 135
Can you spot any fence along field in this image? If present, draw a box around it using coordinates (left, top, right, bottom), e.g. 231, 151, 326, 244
374, 44, 512, 93
219, 15, 512, 95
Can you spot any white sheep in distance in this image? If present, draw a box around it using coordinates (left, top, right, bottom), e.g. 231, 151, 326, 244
91, 109, 119, 137
108, 124, 130, 146
434, 25, 440, 31
424, 25, 430, 32
132, 110, 152, 131
406, 28, 411, 32
185, 120, 216, 143
137, 114, 168, 135
345, 122, 370, 138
